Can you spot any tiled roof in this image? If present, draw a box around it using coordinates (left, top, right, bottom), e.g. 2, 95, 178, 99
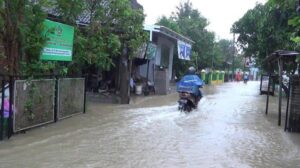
46, 0, 143, 25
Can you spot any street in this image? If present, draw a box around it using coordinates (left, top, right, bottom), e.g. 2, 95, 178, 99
0, 81, 300, 168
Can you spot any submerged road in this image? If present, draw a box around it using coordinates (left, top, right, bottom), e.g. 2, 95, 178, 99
0, 81, 300, 168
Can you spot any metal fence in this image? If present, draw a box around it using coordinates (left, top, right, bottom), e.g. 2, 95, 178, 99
0, 75, 86, 140
14, 79, 56, 132
57, 78, 85, 120
286, 76, 300, 132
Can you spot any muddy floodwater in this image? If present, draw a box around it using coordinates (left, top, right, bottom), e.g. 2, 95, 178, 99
0, 81, 300, 168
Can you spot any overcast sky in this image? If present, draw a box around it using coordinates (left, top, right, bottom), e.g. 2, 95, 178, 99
138, 0, 267, 40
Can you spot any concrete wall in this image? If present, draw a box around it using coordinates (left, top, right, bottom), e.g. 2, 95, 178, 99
156, 37, 174, 80
138, 35, 175, 80
154, 68, 169, 95
138, 34, 176, 94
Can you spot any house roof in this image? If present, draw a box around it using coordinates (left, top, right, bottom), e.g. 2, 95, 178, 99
131, 0, 143, 9
46, 8, 90, 25
46, 0, 143, 26
144, 25, 194, 44
265, 50, 299, 63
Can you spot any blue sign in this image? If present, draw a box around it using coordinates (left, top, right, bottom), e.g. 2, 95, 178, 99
178, 40, 192, 60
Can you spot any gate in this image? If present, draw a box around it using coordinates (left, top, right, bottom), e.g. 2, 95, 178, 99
14, 79, 55, 132
286, 76, 300, 132
57, 78, 85, 120
0, 75, 86, 140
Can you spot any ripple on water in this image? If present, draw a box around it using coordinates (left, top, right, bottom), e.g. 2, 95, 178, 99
1, 82, 300, 168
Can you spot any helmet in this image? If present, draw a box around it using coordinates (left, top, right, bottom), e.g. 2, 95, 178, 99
188, 66, 196, 74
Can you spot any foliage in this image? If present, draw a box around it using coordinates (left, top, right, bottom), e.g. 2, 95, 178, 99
175, 1, 216, 70
0, 0, 146, 75
24, 82, 38, 121
157, 16, 181, 33
55, 0, 146, 73
216, 39, 234, 67
0, 0, 50, 75
157, 1, 233, 77
231, 0, 298, 69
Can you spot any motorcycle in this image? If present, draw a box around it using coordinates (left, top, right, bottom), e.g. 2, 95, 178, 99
178, 91, 201, 112
177, 74, 203, 112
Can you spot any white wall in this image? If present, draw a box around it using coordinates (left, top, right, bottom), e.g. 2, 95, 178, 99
138, 35, 176, 82
156, 37, 175, 80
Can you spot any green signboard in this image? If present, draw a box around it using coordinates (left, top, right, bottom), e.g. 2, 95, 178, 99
145, 42, 157, 60
41, 20, 74, 61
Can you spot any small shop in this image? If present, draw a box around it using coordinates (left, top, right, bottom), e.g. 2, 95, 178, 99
131, 25, 194, 95
263, 50, 300, 132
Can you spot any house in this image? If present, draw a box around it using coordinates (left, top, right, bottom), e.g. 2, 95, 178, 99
134, 25, 194, 95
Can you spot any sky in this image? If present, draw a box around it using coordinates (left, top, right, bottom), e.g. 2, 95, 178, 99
138, 0, 267, 40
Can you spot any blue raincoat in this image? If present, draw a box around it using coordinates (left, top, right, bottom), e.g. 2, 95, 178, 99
176, 75, 204, 95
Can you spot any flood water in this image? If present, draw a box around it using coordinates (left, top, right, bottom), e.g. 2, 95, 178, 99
0, 81, 300, 168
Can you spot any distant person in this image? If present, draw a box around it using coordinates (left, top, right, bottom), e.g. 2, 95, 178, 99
282, 72, 289, 97
236, 71, 241, 81
243, 73, 249, 84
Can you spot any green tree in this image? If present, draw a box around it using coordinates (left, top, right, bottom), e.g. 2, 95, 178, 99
175, 1, 215, 69
157, 16, 181, 33
157, 1, 218, 77
56, 0, 146, 103
0, 0, 50, 75
232, 0, 297, 68
55, 0, 146, 72
217, 39, 234, 67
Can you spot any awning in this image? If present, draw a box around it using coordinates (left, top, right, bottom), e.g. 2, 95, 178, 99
144, 25, 194, 44
265, 50, 299, 63
144, 25, 194, 60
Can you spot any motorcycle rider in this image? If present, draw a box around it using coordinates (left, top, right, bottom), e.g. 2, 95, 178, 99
185, 66, 203, 103
177, 66, 204, 111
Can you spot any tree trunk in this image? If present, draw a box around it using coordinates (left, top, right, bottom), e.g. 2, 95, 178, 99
3, 40, 19, 75
3, 0, 22, 75
119, 46, 130, 104
114, 59, 120, 92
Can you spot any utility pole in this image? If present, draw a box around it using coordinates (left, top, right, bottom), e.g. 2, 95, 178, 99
232, 33, 235, 81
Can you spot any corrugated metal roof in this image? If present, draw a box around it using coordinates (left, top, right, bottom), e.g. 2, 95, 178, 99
45, 8, 90, 25
266, 50, 299, 62
144, 25, 194, 44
